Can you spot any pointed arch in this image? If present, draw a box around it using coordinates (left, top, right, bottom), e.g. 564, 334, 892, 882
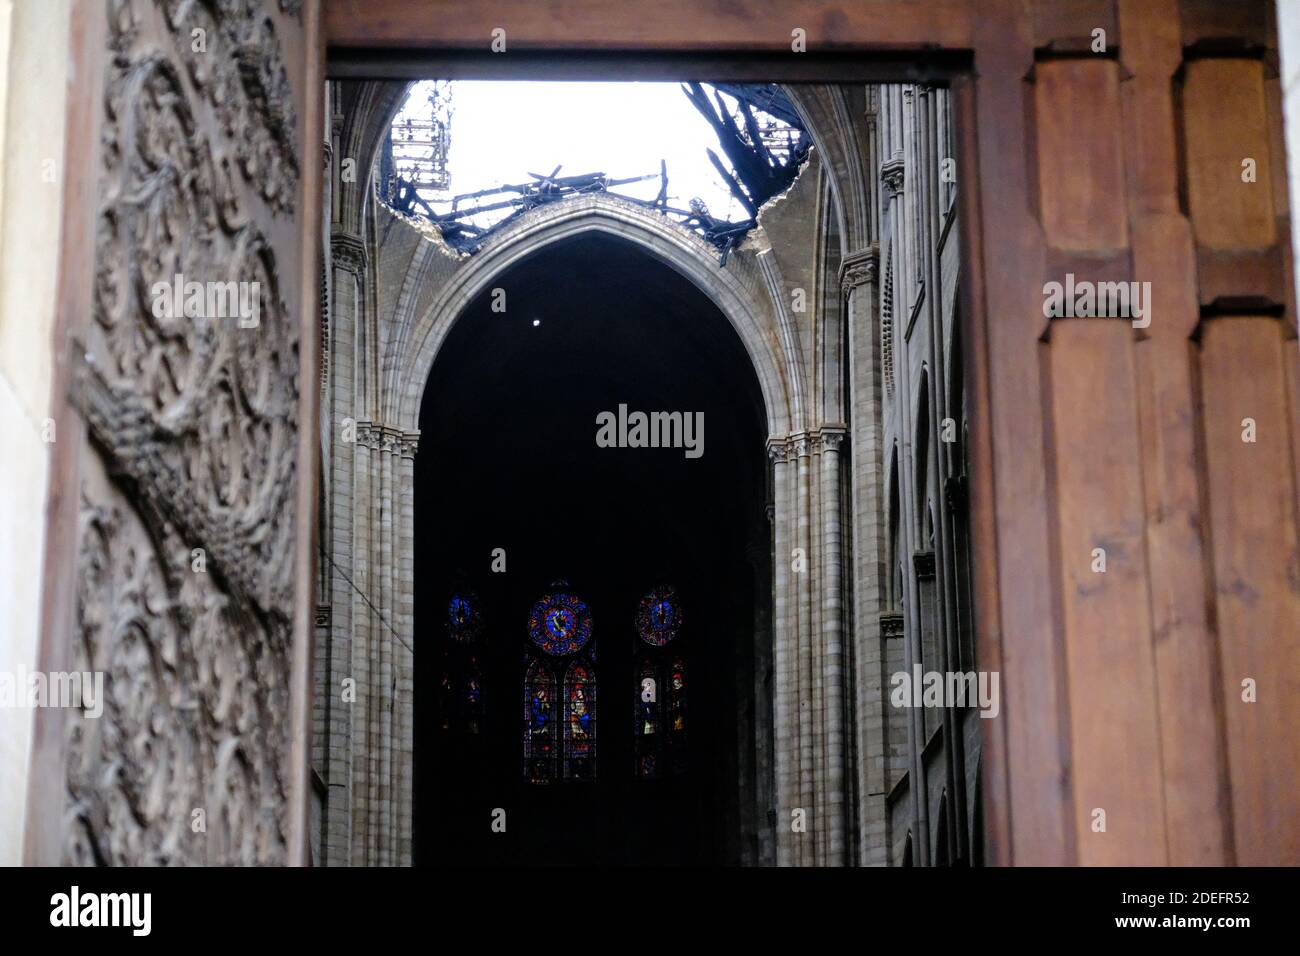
392, 194, 795, 438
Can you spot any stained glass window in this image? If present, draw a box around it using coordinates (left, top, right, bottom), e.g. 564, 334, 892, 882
523, 582, 596, 783
635, 659, 660, 778
447, 591, 483, 642
633, 587, 687, 779
440, 588, 485, 734
463, 654, 483, 735
636, 585, 683, 646
523, 660, 557, 784
563, 661, 596, 781
667, 656, 687, 773
528, 588, 593, 656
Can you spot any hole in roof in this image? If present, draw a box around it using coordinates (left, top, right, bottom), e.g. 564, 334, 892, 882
381, 80, 809, 260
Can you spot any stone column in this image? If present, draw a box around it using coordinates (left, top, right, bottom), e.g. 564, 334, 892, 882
792, 432, 815, 866
840, 247, 890, 865
745, 534, 774, 865
350, 419, 374, 864
324, 230, 367, 866
814, 426, 848, 864
395, 431, 418, 866
768, 437, 797, 866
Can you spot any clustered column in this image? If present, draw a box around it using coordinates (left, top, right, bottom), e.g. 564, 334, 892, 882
322, 230, 418, 867
768, 425, 849, 866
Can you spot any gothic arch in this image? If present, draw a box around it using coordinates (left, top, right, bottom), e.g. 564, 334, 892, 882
391, 195, 796, 437
336, 78, 874, 437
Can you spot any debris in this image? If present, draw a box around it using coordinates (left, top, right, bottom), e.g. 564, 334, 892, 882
380, 83, 808, 264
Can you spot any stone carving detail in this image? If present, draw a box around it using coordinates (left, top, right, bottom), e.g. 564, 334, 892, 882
66, 486, 289, 865
63, 0, 301, 866
812, 427, 847, 454
160, 0, 300, 214
881, 157, 905, 200
839, 250, 877, 296
330, 233, 369, 276
353, 421, 420, 458
880, 611, 905, 639
766, 436, 794, 464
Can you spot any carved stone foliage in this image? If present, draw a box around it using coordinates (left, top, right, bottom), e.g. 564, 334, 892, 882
64, 0, 301, 866
155, 0, 300, 214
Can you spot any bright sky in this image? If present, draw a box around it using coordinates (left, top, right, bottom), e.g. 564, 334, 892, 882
395, 81, 780, 230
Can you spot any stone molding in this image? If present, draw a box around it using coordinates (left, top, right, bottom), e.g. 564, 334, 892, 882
880, 611, 905, 639
880, 157, 905, 199
353, 420, 420, 458
331, 232, 369, 276
839, 248, 879, 295
767, 426, 848, 461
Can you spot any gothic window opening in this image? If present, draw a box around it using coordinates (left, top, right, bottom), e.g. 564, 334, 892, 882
440, 590, 486, 734
633, 586, 687, 778
524, 583, 596, 784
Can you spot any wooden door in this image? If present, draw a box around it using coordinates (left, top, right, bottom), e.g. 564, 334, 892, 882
324, 0, 1300, 866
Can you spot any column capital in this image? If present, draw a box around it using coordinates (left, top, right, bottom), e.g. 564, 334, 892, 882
397, 429, 421, 459
839, 248, 879, 295
810, 424, 848, 454
331, 231, 369, 275
879, 610, 905, 639
768, 431, 812, 462
353, 422, 420, 457
880, 157, 905, 199
766, 435, 795, 463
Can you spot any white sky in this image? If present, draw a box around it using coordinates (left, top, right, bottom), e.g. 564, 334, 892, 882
394, 81, 785, 230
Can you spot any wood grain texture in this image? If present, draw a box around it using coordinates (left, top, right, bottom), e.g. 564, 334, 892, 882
1183, 59, 1276, 250
965, 0, 1074, 866
325, 0, 977, 50
1048, 320, 1167, 865
1200, 317, 1300, 866
1035, 59, 1129, 252
1120, 0, 1231, 866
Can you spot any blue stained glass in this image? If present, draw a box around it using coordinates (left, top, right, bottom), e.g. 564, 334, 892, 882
527, 589, 593, 656
636, 586, 683, 646
523, 661, 557, 784
447, 592, 483, 642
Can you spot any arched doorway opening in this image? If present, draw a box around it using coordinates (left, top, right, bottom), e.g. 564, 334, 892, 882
414, 233, 770, 864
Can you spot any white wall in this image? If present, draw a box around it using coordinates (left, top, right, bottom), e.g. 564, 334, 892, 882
1279, 0, 1300, 309
0, 0, 71, 864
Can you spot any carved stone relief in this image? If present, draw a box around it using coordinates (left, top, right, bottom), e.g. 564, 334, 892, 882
63, 0, 302, 866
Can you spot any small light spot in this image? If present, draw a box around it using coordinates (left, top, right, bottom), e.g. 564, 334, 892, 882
532, 318, 541, 327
